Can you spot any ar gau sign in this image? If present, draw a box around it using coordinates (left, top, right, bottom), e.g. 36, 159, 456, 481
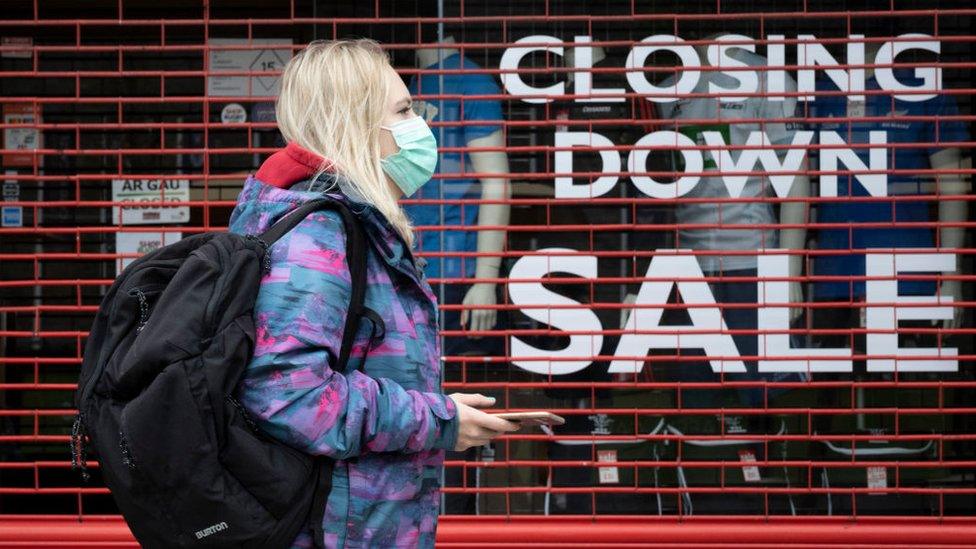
112, 179, 189, 225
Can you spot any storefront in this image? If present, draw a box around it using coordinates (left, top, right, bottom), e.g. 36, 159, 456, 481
0, 0, 972, 545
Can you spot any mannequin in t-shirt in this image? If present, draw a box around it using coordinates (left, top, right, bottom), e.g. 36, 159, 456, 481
810, 43, 969, 335
860, 45, 968, 329
808, 44, 970, 515
543, 44, 673, 516
692, 39, 811, 321
412, 36, 513, 516
415, 36, 512, 343
634, 37, 814, 515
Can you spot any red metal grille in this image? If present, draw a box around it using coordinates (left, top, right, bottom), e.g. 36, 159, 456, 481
0, 0, 973, 545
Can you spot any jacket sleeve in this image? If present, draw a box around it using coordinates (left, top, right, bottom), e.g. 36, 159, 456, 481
237, 209, 459, 460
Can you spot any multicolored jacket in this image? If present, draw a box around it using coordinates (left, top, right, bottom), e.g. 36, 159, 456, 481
227, 143, 459, 548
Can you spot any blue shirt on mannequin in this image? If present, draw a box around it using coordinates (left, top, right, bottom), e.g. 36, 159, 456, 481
407, 53, 503, 282
810, 72, 968, 300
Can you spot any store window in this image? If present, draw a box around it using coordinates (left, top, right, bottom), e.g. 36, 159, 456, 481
0, 0, 972, 530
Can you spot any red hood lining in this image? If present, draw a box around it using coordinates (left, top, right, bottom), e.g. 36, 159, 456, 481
254, 141, 334, 189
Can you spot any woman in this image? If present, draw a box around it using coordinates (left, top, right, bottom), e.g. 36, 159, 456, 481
227, 39, 518, 548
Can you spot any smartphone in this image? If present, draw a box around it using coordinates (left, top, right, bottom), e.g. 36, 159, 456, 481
491, 411, 566, 427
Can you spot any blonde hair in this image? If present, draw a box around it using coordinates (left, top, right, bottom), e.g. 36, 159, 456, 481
275, 38, 414, 247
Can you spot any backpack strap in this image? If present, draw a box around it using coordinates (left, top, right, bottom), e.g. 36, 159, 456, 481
257, 198, 367, 374
256, 198, 369, 549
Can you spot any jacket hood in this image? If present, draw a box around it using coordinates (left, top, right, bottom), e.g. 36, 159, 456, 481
228, 147, 426, 280
253, 141, 333, 189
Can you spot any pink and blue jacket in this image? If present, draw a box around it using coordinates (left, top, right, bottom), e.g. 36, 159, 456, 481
227, 143, 459, 548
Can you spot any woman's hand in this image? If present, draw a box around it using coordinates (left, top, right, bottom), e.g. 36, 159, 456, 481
448, 393, 519, 452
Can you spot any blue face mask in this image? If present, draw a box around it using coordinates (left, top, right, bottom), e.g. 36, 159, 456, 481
380, 116, 438, 197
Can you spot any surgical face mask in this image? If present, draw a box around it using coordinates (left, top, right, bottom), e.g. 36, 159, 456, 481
380, 116, 438, 197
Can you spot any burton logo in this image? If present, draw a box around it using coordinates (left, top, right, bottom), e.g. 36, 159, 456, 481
195, 521, 229, 540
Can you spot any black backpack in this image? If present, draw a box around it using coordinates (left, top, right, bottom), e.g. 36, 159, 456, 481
71, 197, 375, 548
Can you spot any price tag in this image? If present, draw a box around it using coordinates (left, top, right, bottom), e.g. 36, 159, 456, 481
738, 450, 761, 482
867, 466, 887, 494
1, 37, 33, 59
597, 450, 619, 484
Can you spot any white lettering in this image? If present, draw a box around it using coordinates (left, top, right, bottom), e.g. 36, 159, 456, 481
554, 132, 620, 198
195, 521, 229, 539
797, 34, 865, 101
624, 35, 700, 103
573, 35, 626, 103
627, 131, 702, 198
819, 131, 888, 197
700, 130, 815, 198
507, 251, 958, 375
865, 252, 957, 372
509, 249, 604, 375
874, 34, 941, 102
500, 34, 943, 104
554, 129, 879, 199
607, 251, 745, 374
766, 34, 787, 102
499, 35, 564, 104
757, 253, 852, 372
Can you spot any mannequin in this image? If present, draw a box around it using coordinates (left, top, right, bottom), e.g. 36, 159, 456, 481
647, 39, 811, 416
859, 49, 968, 329
691, 39, 810, 322
806, 39, 970, 517
415, 37, 512, 339
810, 43, 970, 330
625, 37, 812, 515
410, 36, 513, 516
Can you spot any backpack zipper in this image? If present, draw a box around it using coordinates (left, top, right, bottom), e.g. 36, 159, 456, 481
72, 285, 154, 482
70, 413, 91, 482
128, 287, 150, 333
244, 234, 271, 274
118, 429, 137, 470
226, 395, 261, 435
78, 268, 155, 413
74, 281, 164, 482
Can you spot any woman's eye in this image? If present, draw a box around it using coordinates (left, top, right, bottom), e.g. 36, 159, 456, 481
398, 107, 411, 115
